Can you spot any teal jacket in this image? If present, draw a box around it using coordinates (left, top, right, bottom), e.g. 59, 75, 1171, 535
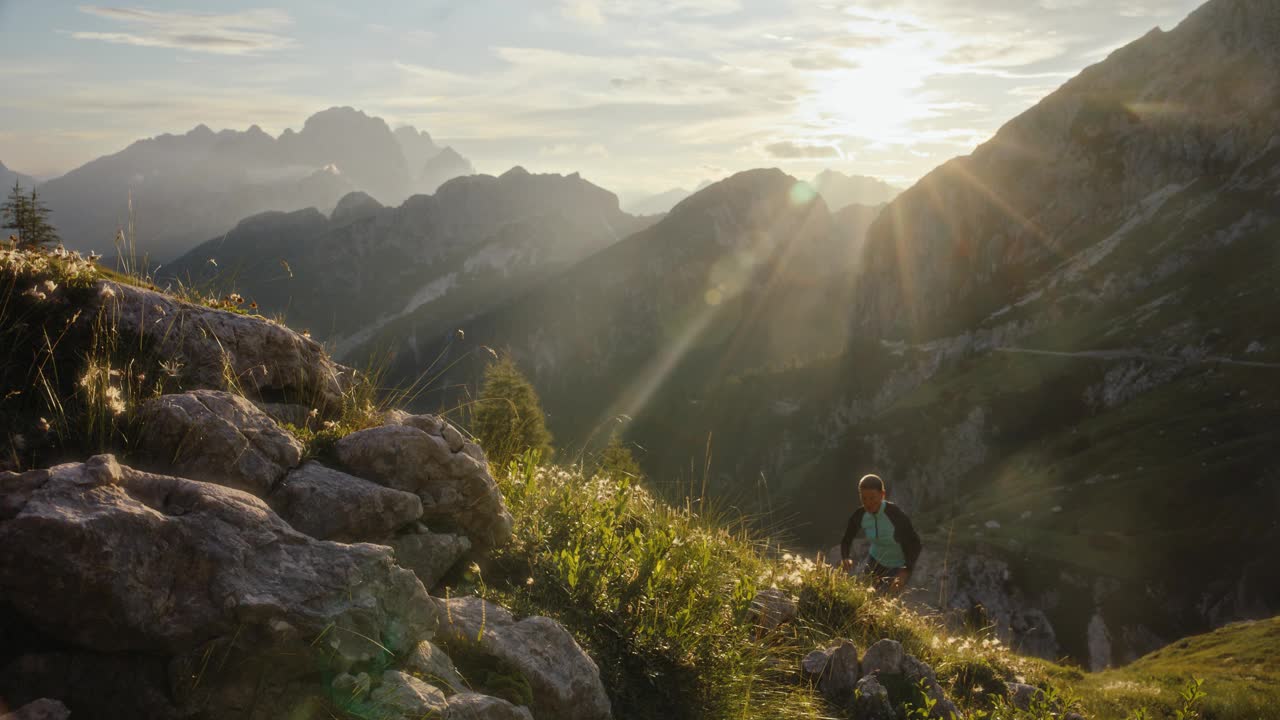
839, 501, 922, 570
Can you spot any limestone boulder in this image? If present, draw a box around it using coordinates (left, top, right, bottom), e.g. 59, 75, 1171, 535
390, 526, 472, 590
369, 671, 449, 718
268, 461, 422, 542
800, 648, 831, 682
135, 390, 303, 496
0, 455, 436, 666
445, 693, 535, 720
435, 595, 611, 720
100, 280, 349, 411
337, 421, 512, 547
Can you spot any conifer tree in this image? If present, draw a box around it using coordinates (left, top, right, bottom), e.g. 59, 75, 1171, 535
596, 431, 643, 482
471, 353, 553, 469
1, 181, 59, 247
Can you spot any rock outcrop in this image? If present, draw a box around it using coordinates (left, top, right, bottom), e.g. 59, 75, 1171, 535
435, 596, 612, 720
102, 281, 350, 411
135, 390, 303, 496
800, 637, 963, 719
390, 525, 473, 591
338, 417, 513, 548
0, 455, 436, 662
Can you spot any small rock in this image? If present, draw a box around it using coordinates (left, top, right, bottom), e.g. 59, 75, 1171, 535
860, 639, 904, 677
370, 671, 448, 718
0, 699, 70, 720
817, 641, 860, 703
849, 675, 894, 720
1009, 682, 1046, 710
984, 520, 1001, 529
435, 595, 611, 720
445, 693, 535, 720
750, 588, 798, 634
405, 640, 468, 693
332, 671, 370, 699
800, 648, 831, 682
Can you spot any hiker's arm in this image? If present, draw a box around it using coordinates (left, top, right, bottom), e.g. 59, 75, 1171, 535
887, 504, 922, 571
839, 510, 863, 562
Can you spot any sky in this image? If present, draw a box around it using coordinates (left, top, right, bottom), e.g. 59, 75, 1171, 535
0, 0, 1204, 199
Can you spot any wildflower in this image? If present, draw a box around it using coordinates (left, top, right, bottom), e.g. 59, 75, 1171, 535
301, 329, 311, 339
104, 386, 126, 415
100, 286, 116, 299
249, 301, 258, 310
135, 373, 146, 383
42, 280, 57, 293
159, 359, 183, 378
226, 293, 244, 305
308, 408, 319, 419
36, 417, 50, 433
455, 329, 465, 340
525, 577, 535, 586
88, 251, 101, 262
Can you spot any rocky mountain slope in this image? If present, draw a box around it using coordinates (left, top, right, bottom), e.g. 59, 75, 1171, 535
612, 0, 1280, 669
372, 168, 878, 442
162, 167, 653, 357
37, 107, 475, 263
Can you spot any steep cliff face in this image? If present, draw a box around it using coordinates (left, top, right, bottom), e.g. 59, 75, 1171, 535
853, 0, 1280, 341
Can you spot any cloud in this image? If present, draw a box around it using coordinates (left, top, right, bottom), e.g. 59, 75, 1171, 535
789, 51, 858, 71
765, 141, 843, 159
70, 6, 294, 55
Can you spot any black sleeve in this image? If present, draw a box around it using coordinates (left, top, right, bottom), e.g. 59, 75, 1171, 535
885, 503, 922, 570
840, 509, 865, 560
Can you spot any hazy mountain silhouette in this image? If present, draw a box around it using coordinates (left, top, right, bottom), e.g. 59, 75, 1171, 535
36, 107, 474, 263
810, 170, 901, 211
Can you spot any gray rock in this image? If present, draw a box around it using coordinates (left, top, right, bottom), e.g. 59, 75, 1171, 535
337, 423, 512, 547
0, 455, 436, 665
750, 588, 798, 633
268, 461, 422, 542
860, 639, 905, 677
370, 671, 449, 718
800, 648, 831, 682
1009, 682, 1044, 710
849, 675, 895, 720
405, 639, 468, 693
101, 280, 349, 411
390, 527, 472, 590
445, 693, 535, 720
817, 641, 860, 703
135, 390, 303, 496
435, 595, 611, 720
903, 654, 961, 719
0, 699, 69, 720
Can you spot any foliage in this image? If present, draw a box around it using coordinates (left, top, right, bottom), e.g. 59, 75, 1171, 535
1, 180, 60, 247
470, 353, 553, 469
593, 431, 644, 482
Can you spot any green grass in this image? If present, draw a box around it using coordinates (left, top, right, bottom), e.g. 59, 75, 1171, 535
1076, 618, 1280, 719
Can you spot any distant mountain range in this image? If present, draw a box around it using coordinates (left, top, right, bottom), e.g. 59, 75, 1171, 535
162, 167, 651, 356
626, 171, 899, 216
36, 107, 475, 262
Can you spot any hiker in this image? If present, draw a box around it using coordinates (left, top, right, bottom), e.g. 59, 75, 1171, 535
839, 473, 921, 596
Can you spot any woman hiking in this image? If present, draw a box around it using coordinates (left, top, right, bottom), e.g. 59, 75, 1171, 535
839, 473, 922, 596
